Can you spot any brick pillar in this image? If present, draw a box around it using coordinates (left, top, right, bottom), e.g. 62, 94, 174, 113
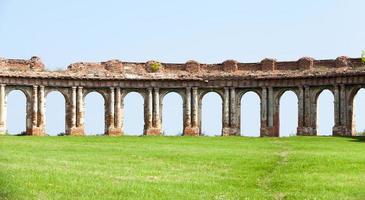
105, 87, 121, 136
144, 88, 161, 135
153, 88, 161, 130
69, 86, 84, 135
230, 87, 239, 135
0, 84, 6, 134
222, 87, 230, 136
297, 86, 316, 135
115, 88, 123, 134
144, 88, 154, 135
333, 84, 352, 136
183, 87, 192, 135
67, 86, 77, 135
260, 87, 276, 137
28, 85, 44, 135
38, 86, 45, 132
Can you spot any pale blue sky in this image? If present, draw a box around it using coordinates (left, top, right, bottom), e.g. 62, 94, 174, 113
1, 0, 365, 136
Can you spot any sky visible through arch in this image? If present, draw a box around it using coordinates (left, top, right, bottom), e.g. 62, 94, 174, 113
1, 0, 365, 136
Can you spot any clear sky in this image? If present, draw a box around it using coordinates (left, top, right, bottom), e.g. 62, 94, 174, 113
1, 0, 365, 136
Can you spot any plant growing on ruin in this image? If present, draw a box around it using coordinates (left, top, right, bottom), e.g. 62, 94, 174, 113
150, 61, 162, 72
362, 50, 365, 63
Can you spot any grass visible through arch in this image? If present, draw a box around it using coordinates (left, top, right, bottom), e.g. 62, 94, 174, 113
0, 136, 364, 199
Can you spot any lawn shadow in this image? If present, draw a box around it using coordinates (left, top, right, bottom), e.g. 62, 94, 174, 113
340, 136, 365, 143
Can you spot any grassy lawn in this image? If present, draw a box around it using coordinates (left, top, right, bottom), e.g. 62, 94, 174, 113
0, 136, 364, 200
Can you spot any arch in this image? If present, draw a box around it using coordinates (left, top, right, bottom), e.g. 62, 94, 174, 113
316, 89, 334, 136
200, 92, 223, 136
352, 88, 365, 135
45, 91, 66, 136
240, 91, 261, 137
6, 90, 27, 135
162, 92, 183, 136
123, 91, 144, 136
279, 90, 298, 137
84, 91, 105, 135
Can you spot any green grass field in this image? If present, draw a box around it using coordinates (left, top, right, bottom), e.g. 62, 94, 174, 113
0, 136, 364, 200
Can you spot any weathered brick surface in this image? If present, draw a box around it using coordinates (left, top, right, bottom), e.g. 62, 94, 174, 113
0, 56, 364, 137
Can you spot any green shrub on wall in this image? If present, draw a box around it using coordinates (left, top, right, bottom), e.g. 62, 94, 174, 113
150, 62, 162, 72
362, 50, 365, 63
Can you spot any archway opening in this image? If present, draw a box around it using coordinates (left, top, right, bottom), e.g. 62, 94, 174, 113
201, 92, 222, 136
162, 92, 183, 136
45, 91, 65, 136
354, 88, 365, 135
317, 89, 334, 136
240, 91, 261, 137
279, 91, 298, 137
6, 90, 27, 135
124, 92, 144, 136
84, 92, 105, 135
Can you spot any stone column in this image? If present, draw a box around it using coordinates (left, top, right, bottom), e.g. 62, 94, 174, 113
28, 85, 43, 136
230, 87, 238, 135
153, 88, 161, 130
261, 87, 276, 137
183, 87, 192, 135
222, 87, 230, 136
106, 87, 120, 136
67, 86, 77, 135
115, 88, 123, 134
333, 84, 352, 136
297, 86, 316, 136
260, 87, 268, 136
0, 84, 6, 134
71, 86, 84, 136
190, 87, 200, 135
37, 86, 45, 135
144, 88, 154, 135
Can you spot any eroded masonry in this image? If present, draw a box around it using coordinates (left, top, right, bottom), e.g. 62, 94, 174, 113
0, 56, 364, 136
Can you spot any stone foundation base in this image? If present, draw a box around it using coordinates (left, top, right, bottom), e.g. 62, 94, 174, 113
260, 127, 275, 137
0, 125, 5, 135
105, 128, 122, 136
222, 127, 239, 136
333, 126, 353, 136
297, 126, 317, 136
144, 128, 161, 136
68, 127, 84, 136
27, 127, 45, 136
183, 126, 199, 136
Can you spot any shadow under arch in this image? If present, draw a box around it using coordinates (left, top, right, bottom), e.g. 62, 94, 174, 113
240, 91, 261, 137
200, 91, 223, 136
161, 91, 183, 136
123, 91, 145, 136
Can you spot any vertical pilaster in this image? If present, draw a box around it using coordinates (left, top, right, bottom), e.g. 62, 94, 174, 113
67, 86, 77, 135
144, 88, 154, 135
183, 87, 199, 136
230, 87, 238, 135
222, 87, 230, 136
260, 87, 268, 136
115, 88, 122, 134
333, 84, 352, 136
38, 86, 45, 131
0, 84, 6, 134
69, 86, 84, 136
28, 85, 44, 135
153, 88, 161, 129
297, 85, 316, 136
106, 87, 121, 136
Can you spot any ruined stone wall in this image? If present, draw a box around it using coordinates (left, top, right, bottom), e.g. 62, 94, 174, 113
0, 56, 364, 137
